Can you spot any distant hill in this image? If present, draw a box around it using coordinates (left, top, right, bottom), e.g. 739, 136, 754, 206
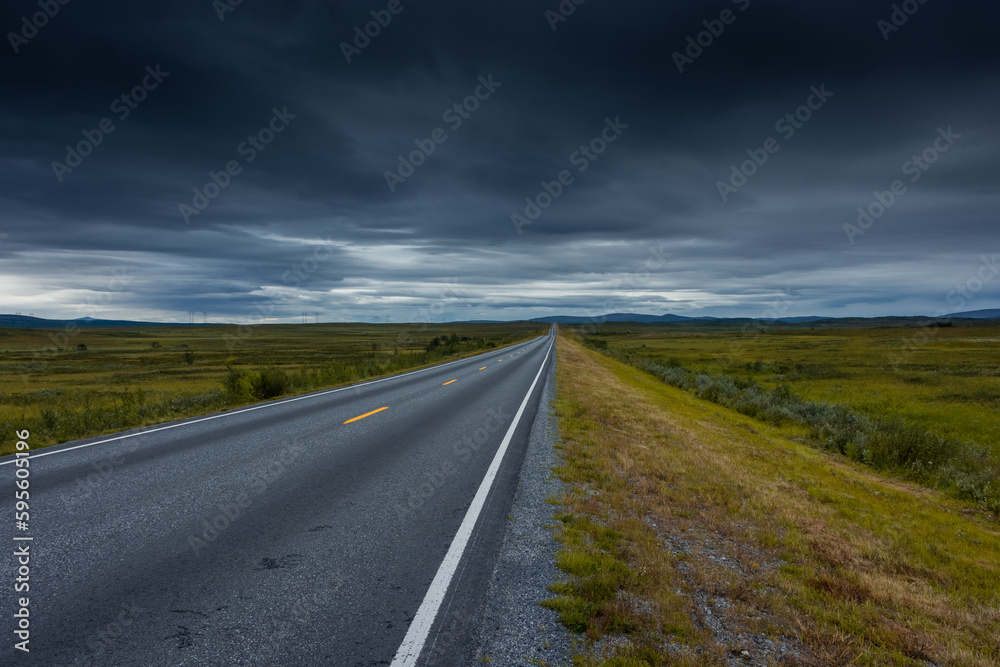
760, 316, 830, 323
943, 309, 1000, 319
0, 314, 183, 329
530, 313, 830, 324
532, 313, 689, 324
3, 309, 997, 331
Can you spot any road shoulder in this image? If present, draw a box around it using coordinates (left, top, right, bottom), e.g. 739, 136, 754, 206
475, 348, 576, 666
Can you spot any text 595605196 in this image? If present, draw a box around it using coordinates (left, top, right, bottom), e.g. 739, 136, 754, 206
12, 429, 32, 653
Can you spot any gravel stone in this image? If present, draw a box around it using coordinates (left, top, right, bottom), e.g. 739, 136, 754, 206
475, 355, 576, 666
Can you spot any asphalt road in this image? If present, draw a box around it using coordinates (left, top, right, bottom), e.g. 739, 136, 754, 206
1, 328, 556, 666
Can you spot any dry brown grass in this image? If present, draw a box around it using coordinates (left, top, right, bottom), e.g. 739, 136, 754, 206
549, 336, 1000, 666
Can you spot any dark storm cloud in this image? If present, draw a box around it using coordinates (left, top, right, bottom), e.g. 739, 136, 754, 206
1, 0, 998, 321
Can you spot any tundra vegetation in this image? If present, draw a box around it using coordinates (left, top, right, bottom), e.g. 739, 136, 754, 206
0, 322, 544, 454
547, 326, 1000, 665
574, 322, 1000, 514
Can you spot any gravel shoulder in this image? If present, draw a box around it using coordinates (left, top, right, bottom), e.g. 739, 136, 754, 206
475, 352, 576, 666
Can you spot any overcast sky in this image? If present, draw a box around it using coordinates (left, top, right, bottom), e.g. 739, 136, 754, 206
1, 0, 998, 323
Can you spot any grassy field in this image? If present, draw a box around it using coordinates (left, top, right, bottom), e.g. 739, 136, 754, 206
0, 321, 546, 455
569, 322, 1000, 455
548, 336, 1000, 666
562, 323, 1000, 515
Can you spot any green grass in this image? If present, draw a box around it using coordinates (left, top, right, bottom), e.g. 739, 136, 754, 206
573, 323, 1000, 452
566, 323, 1000, 515
550, 335, 1000, 666
0, 322, 545, 454
542, 514, 639, 637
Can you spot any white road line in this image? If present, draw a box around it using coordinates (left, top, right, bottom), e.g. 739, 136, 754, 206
0, 335, 547, 467
390, 334, 553, 667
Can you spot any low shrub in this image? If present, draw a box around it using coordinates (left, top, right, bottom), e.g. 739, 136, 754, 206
223, 365, 289, 401
584, 343, 1000, 515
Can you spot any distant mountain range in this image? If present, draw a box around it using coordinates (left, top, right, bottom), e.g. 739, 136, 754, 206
530, 313, 832, 324
942, 308, 1000, 319
530, 309, 999, 324
0, 309, 997, 330
0, 314, 185, 329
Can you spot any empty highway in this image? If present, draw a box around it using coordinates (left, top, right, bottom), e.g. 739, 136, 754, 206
1, 329, 555, 666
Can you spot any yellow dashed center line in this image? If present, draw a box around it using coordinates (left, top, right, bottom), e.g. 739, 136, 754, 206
443, 379, 457, 385
343, 407, 388, 424
479, 367, 486, 371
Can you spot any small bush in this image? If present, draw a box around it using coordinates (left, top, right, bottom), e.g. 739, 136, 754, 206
423, 333, 464, 356
222, 364, 289, 401
255, 366, 289, 399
